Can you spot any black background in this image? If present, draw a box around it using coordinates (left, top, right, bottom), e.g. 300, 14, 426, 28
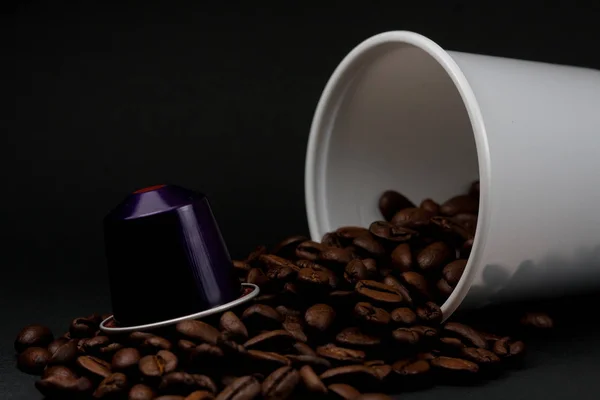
3, 1, 600, 398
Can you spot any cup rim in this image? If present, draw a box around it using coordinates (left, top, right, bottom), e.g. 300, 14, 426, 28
304, 30, 491, 321
99, 283, 260, 333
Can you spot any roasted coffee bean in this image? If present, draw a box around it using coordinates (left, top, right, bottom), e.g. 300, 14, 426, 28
77, 355, 112, 379
242, 304, 283, 330
362, 258, 378, 275
178, 339, 198, 355
508, 341, 526, 357
443, 322, 487, 349
305, 304, 336, 332
262, 366, 300, 400
353, 234, 386, 257
410, 326, 439, 338
328, 383, 361, 400
416, 302, 443, 326
260, 254, 300, 272
100, 342, 124, 358
439, 337, 465, 352
282, 318, 308, 343
186, 391, 215, 400
392, 359, 431, 376
336, 226, 370, 242
390, 308, 417, 326
430, 356, 479, 374
47, 338, 69, 354
48, 338, 78, 365
246, 268, 269, 289
140, 335, 173, 352
382, 276, 413, 305
336, 327, 381, 347
297, 266, 331, 289
492, 337, 510, 356
267, 266, 297, 283
320, 365, 381, 388
440, 195, 478, 216
453, 213, 478, 235
436, 279, 454, 297
271, 235, 308, 258
275, 305, 302, 318
344, 259, 369, 284
299, 365, 327, 393
220, 311, 249, 341
233, 260, 252, 276
354, 302, 390, 326
479, 331, 502, 342
129, 384, 156, 400
160, 372, 218, 394
15, 325, 54, 353
138, 350, 177, 378
112, 348, 141, 373
355, 394, 393, 400
391, 207, 432, 230
416, 241, 454, 271
296, 241, 325, 261
379, 190, 415, 221
390, 244, 413, 273
285, 355, 331, 372
400, 271, 431, 300
520, 312, 554, 329
155, 396, 185, 400
430, 216, 472, 241
461, 347, 501, 364
246, 350, 291, 373
370, 364, 392, 381
43, 365, 78, 380
218, 335, 248, 356
18, 347, 51, 375
80, 336, 111, 354
355, 280, 403, 304
461, 238, 474, 258
322, 232, 343, 248
316, 344, 366, 364
35, 375, 93, 397
443, 260, 467, 286
293, 342, 316, 356
369, 221, 416, 243
244, 330, 295, 352
176, 320, 220, 345
70, 317, 98, 338
420, 199, 440, 214
93, 372, 128, 398
216, 375, 261, 400
246, 245, 267, 266
416, 352, 437, 361
391, 328, 420, 345
319, 247, 354, 266
191, 343, 225, 363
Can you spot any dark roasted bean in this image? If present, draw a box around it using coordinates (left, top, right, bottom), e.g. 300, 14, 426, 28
461, 347, 501, 364
390, 244, 413, 273
416, 241, 454, 271
328, 383, 361, 400
296, 241, 325, 261
220, 311, 249, 341
520, 312, 554, 329
43, 365, 78, 380
18, 347, 51, 375
35, 375, 93, 397
369, 221, 417, 243
129, 384, 156, 400
353, 234, 386, 257
271, 235, 308, 258
93, 372, 128, 398
216, 375, 261, 400
246, 268, 269, 289
420, 199, 440, 214
262, 366, 300, 400
76, 355, 112, 379
400, 272, 431, 300
391, 207, 433, 230
379, 190, 415, 221
443, 260, 467, 286
390, 308, 417, 326
112, 348, 141, 373
299, 365, 328, 393
322, 232, 343, 248
391, 328, 420, 345
355, 280, 403, 304
48, 339, 78, 365
443, 322, 487, 349
336, 327, 381, 347
440, 195, 479, 216
354, 302, 390, 326
316, 344, 366, 364
176, 320, 221, 345
305, 304, 336, 332
15, 325, 54, 353
416, 302, 443, 326
430, 356, 479, 373
244, 330, 295, 352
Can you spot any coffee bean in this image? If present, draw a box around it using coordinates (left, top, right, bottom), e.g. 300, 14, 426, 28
416, 302, 443, 326
186, 391, 215, 400
336, 327, 381, 347
461, 238, 474, 258
492, 337, 510, 356
379, 190, 415, 221
246, 245, 267, 266
362, 258, 378, 275
112, 348, 141, 373
138, 350, 177, 378
443, 260, 467, 286
296, 241, 325, 261
233, 260, 252, 277
353, 234, 386, 257
47, 338, 69, 354
246, 268, 269, 289
80, 336, 111, 355
242, 304, 283, 331
319, 247, 354, 266
390, 244, 413, 273
244, 330, 295, 352
328, 383, 361, 400
218, 335, 248, 356
410, 326, 439, 338
216, 376, 261, 400
416, 241, 454, 271
155, 396, 185, 400
443, 322, 488, 349
282, 318, 308, 343
322, 232, 343, 248
140, 335, 173, 352
220, 311, 249, 341
246, 350, 291, 373
15, 325, 54, 353
430, 356, 479, 374
508, 340, 526, 357
48, 338, 78, 365
439, 337, 465, 352
178, 339, 198, 355
420, 199, 440, 215
18, 347, 51, 375
400, 271, 431, 300
392, 359, 430, 376
261, 366, 300, 400
176, 320, 220, 345
370, 364, 392, 381
369, 221, 416, 243
320, 365, 381, 389
93, 372, 128, 398
35, 375, 93, 397
43, 365, 78, 380
355, 280, 403, 304
382, 276, 413, 305
160, 372, 218, 394
436, 279, 454, 298
316, 344, 365, 364
355, 394, 393, 400
76, 355, 112, 379
285, 355, 331, 372
390, 308, 417, 326
260, 254, 300, 272
391, 207, 432, 230
191, 343, 225, 365
460, 347, 501, 364
298, 265, 337, 290
453, 213, 478, 235
430, 216, 473, 241
520, 312, 554, 329
305, 304, 336, 332
299, 365, 327, 393
128, 384, 157, 400
271, 235, 308, 258
291, 342, 315, 357
354, 302, 390, 326
100, 342, 124, 358
440, 195, 478, 216
391, 328, 420, 345
70, 317, 98, 338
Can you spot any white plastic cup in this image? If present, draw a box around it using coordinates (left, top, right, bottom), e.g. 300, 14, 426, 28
305, 31, 600, 320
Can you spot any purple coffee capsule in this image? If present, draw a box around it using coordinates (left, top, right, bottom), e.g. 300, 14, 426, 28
100, 184, 259, 333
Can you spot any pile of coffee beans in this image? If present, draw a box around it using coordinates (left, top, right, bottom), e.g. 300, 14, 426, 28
14, 184, 554, 399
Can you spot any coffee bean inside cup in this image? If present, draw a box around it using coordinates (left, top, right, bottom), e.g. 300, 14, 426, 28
14, 183, 555, 399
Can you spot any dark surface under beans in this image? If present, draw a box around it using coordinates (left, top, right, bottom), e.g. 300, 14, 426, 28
13, 185, 557, 399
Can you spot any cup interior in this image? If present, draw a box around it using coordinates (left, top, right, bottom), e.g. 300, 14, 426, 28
307, 37, 479, 239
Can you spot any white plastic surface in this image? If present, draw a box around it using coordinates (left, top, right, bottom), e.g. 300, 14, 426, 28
305, 31, 600, 319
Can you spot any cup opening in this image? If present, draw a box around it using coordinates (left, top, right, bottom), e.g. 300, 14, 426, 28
305, 31, 491, 320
